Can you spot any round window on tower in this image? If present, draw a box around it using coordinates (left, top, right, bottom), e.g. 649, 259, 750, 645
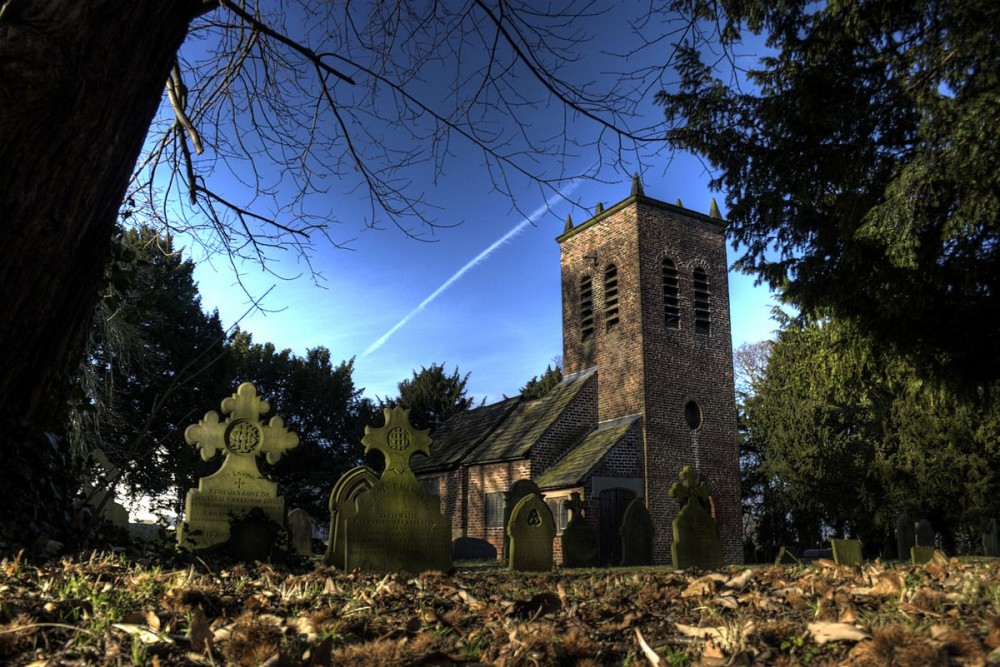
684, 400, 703, 430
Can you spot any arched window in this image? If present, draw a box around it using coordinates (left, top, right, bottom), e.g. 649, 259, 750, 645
604, 264, 620, 330
580, 275, 594, 341
662, 257, 679, 329
693, 267, 711, 334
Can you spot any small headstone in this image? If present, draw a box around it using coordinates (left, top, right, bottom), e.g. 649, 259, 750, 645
621, 498, 655, 566
324, 465, 378, 569
453, 537, 498, 562
803, 548, 834, 561
983, 518, 999, 557
287, 508, 314, 556
177, 383, 299, 553
830, 539, 863, 566
774, 546, 800, 565
507, 493, 556, 571
561, 492, 598, 568
911, 545, 937, 565
916, 518, 935, 547
503, 479, 544, 562
895, 512, 915, 561
669, 466, 721, 570
344, 407, 452, 573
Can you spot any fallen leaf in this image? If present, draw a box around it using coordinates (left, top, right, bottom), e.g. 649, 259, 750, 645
726, 569, 754, 590
807, 622, 869, 644
112, 623, 171, 645
189, 607, 213, 653
681, 576, 716, 598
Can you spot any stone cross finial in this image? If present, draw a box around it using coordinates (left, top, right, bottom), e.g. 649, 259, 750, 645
185, 382, 299, 467
630, 172, 644, 197
362, 406, 431, 476
564, 213, 574, 234
669, 465, 711, 505
566, 492, 588, 521
709, 198, 722, 219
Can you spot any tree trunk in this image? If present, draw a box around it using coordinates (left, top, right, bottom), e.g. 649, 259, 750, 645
0, 0, 200, 432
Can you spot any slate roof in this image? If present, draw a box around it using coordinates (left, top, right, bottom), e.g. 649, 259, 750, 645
412, 368, 597, 473
534, 415, 641, 490
410, 397, 520, 473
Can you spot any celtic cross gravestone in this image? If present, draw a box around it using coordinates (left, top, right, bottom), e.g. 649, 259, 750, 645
343, 407, 452, 573
669, 466, 722, 570
561, 492, 598, 567
178, 382, 299, 552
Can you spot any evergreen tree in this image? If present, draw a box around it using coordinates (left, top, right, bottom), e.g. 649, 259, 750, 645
382, 364, 480, 431
658, 0, 1000, 387
519, 363, 564, 400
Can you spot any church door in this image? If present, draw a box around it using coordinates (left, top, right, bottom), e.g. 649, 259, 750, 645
598, 488, 636, 565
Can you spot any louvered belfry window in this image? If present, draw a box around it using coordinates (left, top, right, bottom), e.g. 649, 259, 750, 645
580, 275, 594, 340
663, 258, 680, 329
693, 267, 711, 334
604, 264, 620, 331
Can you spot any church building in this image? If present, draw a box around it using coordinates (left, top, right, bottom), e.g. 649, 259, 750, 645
412, 177, 742, 565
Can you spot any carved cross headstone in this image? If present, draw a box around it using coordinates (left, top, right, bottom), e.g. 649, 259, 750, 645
178, 382, 299, 552
620, 497, 654, 566
561, 492, 598, 568
895, 512, 915, 561
507, 493, 556, 571
324, 465, 378, 569
343, 407, 452, 573
669, 466, 722, 570
502, 479, 544, 562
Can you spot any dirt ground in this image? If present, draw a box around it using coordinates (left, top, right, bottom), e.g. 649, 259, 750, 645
1, 549, 999, 666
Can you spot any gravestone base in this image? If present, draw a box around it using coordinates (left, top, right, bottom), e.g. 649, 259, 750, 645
345, 475, 452, 574
178, 473, 285, 551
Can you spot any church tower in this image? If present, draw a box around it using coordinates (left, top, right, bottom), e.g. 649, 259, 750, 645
556, 177, 742, 564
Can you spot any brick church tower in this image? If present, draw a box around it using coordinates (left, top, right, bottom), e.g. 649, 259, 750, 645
557, 177, 742, 564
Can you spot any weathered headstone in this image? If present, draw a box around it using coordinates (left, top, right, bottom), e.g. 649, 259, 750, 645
983, 518, 999, 557
831, 538, 863, 566
178, 383, 299, 552
287, 508, 314, 556
561, 492, 598, 568
916, 518, 935, 547
324, 465, 378, 568
895, 512, 915, 561
503, 479, 544, 562
669, 466, 721, 570
343, 407, 452, 573
911, 545, 936, 565
621, 497, 655, 566
507, 493, 556, 571
453, 537, 498, 562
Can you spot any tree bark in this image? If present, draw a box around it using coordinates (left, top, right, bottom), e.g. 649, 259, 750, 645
0, 0, 200, 431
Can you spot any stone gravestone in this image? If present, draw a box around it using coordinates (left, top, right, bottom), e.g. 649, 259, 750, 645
916, 518, 935, 547
507, 493, 556, 572
178, 382, 299, 553
287, 508, 313, 556
831, 538, 863, 566
911, 545, 937, 564
561, 492, 598, 568
343, 407, 452, 573
983, 519, 999, 557
895, 512, 915, 561
324, 465, 378, 569
669, 466, 722, 570
620, 498, 655, 566
503, 479, 544, 562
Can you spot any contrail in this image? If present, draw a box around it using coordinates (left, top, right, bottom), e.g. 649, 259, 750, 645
363, 181, 582, 357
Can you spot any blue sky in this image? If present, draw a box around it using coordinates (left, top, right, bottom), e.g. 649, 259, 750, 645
162, 3, 780, 404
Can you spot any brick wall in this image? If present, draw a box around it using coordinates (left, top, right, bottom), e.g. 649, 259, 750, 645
529, 375, 598, 475
558, 194, 742, 565
462, 458, 532, 558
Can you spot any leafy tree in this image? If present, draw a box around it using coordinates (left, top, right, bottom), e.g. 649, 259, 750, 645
733, 340, 773, 558
225, 330, 367, 521
382, 364, 480, 432
519, 363, 564, 400
746, 315, 1000, 556
658, 0, 1000, 387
